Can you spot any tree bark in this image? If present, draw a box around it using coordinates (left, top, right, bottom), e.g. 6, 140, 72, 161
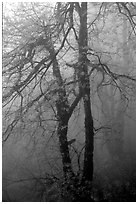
47, 40, 74, 180
73, 3, 94, 201
78, 2, 94, 183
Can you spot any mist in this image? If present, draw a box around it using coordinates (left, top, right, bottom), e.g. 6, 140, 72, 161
2, 2, 136, 202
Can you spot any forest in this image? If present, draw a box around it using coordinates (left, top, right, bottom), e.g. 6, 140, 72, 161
2, 2, 136, 202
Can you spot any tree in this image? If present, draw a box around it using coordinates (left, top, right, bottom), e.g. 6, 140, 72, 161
3, 2, 136, 201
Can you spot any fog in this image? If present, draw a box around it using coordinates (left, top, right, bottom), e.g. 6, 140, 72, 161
2, 84, 136, 201
2, 2, 136, 202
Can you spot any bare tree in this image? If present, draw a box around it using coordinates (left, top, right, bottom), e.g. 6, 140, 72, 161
3, 2, 135, 201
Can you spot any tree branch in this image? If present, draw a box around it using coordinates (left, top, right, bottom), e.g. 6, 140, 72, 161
68, 92, 82, 118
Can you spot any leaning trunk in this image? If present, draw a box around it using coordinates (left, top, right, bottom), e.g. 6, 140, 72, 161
47, 40, 74, 180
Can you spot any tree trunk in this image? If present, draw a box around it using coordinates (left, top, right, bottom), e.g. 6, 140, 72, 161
47, 41, 74, 180
78, 2, 94, 183
76, 2, 94, 201
47, 3, 94, 200
57, 113, 73, 180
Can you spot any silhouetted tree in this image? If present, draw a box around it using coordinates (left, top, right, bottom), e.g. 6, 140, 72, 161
3, 2, 135, 201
